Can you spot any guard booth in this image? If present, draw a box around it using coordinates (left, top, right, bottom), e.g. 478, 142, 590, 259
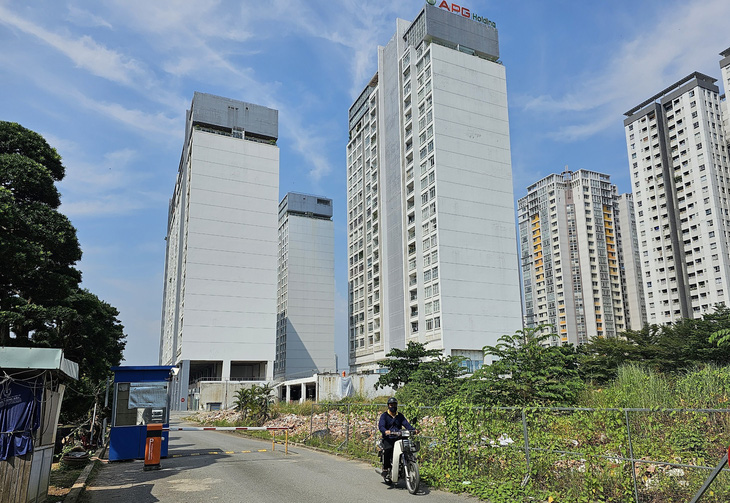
108, 366, 174, 461
0, 347, 78, 503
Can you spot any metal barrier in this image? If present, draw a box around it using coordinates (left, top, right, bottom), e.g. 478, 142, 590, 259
296, 404, 730, 502
164, 426, 290, 454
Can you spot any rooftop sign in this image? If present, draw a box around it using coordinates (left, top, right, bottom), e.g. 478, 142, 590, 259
427, 0, 496, 28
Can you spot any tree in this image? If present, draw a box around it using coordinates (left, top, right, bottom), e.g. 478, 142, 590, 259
0, 121, 81, 343
662, 305, 730, 370
34, 290, 126, 379
395, 355, 466, 405
578, 325, 664, 383
0, 121, 126, 422
580, 306, 730, 382
375, 341, 445, 390
234, 383, 274, 425
464, 326, 584, 406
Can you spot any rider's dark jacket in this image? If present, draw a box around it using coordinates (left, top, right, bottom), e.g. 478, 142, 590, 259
378, 411, 414, 438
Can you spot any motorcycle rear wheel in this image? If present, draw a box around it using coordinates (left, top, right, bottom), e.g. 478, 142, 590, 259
405, 459, 420, 494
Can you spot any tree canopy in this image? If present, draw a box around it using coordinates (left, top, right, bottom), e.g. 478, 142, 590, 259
0, 121, 126, 421
0, 122, 82, 343
375, 341, 447, 390
579, 305, 730, 383
463, 326, 584, 407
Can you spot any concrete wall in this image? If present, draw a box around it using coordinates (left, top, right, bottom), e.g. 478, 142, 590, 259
178, 129, 279, 378
280, 213, 336, 379
430, 44, 522, 358
194, 374, 394, 410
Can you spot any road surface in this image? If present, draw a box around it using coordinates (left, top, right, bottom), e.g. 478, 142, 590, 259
85, 418, 478, 502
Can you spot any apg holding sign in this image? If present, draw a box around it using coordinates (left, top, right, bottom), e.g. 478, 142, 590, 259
427, 0, 497, 29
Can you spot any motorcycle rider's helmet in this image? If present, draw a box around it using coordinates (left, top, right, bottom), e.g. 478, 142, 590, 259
387, 397, 398, 413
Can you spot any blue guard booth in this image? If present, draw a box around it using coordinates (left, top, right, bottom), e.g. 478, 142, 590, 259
108, 366, 174, 461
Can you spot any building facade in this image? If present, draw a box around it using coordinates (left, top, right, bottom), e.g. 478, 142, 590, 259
346, 4, 522, 373
159, 92, 279, 410
615, 193, 647, 331
274, 192, 337, 381
720, 48, 730, 151
518, 169, 641, 345
624, 72, 730, 325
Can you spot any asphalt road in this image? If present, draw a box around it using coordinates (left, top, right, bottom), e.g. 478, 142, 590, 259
85, 421, 478, 503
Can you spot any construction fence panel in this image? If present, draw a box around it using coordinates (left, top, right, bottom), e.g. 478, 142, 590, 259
302, 404, 730, 502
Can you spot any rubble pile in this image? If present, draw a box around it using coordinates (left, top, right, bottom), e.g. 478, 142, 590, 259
265, 414, 307, 434
264, 410, 379, 440
190, 408, 447, 445
191, 409, 244, 423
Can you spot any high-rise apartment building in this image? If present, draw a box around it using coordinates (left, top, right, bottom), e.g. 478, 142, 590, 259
518, 169, 639, 345
624, 72, 730, 325
160, 92, 279, 410
346, 4, 522, 373
615, 192, 646, 330
615, 193, 647, 331
720, 48, 730, 147
275, 192, 337, 380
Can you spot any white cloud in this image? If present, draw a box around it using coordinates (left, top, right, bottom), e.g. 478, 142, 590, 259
256, 0, 406, 97
522, 0, 730, 142
75, 94, 181, 137
58, 147, 169, 217
66, 5, 113, 29
0, 5, 148, 87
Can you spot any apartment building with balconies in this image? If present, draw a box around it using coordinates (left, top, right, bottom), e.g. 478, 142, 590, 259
624, 72, 730, 324
346, 4, 522, 373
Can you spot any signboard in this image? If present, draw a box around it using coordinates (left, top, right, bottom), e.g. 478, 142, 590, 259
427, 0, 496, 28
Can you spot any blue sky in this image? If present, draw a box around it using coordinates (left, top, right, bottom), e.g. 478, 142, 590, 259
2, 0, 729, 368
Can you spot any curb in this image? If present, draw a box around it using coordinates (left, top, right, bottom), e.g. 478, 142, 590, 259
63, 445, 106, 503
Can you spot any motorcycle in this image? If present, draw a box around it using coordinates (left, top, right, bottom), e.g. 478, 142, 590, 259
378, 429, 420, 494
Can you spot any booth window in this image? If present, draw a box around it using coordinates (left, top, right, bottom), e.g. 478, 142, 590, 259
114, 382, 168, 426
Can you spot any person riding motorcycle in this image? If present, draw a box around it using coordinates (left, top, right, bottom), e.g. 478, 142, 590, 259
378, 397, 416, 482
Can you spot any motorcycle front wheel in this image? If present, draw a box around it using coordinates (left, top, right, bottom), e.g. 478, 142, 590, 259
405, 458, 420, 494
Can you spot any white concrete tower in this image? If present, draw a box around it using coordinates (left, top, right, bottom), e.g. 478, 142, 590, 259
160, 92, 279, 410
719, 48, 730, 139
275, 193, 336, 380
615, 193, 647, 331
346, 4, 522, 373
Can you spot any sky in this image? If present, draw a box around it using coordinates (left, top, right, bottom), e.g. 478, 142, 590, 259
2, 0, 730, 368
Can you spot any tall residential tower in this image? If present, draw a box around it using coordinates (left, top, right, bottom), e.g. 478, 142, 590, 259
624, 73, 730, 324
518, 169, 643, 345
346, 4, 522, 373
160, 92, 279, 410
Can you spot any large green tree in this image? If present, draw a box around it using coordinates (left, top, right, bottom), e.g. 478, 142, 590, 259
0, 121, 126, 421
394, 354, 466, 405
375, 341, 446, 390
0, 121, 81, 343
464, 326, 584, 406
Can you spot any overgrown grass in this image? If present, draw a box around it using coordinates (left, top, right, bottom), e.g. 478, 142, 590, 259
189, 365, 730, 501
583, 363, 730, 409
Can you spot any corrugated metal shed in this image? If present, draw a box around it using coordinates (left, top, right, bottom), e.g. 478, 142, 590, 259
0, 347, 79, 380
